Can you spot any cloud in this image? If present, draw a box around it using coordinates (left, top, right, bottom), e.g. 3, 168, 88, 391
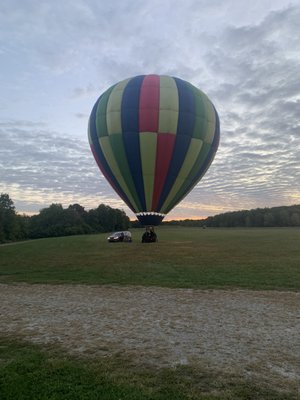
193, 5, 300, 211
0, 2, 299, 218
0, 120, 128, 213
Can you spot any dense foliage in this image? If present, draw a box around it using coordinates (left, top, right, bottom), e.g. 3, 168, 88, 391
164, 205, 300, 228
0, 194, 129, 243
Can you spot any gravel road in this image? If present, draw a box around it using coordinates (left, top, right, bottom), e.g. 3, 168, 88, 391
0, 284, 299, 389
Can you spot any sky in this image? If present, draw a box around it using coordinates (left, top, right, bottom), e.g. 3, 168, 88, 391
0, 0, 299, 220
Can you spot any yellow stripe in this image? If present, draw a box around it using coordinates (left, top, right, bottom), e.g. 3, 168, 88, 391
139, 133, 157, 211
158, 76, 178, 134
106, 78, 130, 135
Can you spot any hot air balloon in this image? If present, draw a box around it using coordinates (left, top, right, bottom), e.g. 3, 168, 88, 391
88, 75, 220, 226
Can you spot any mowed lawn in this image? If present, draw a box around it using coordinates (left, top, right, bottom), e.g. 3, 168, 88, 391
1, 338, 298, 400
1, 227, 299, 290
1, 227, 300, 400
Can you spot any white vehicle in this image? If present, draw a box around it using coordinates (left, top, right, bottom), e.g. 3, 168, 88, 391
107, 231, 132, 243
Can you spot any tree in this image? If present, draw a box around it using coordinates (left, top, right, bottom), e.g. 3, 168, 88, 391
86, 204, 130, 233
0, 193, 18, 242
29, 204, 65, 238
290, 213, 300, 227
64, 204, 91, 235
263, 212, 275, 227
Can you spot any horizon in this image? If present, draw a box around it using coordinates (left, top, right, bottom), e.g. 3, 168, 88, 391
11, 196, 299, 222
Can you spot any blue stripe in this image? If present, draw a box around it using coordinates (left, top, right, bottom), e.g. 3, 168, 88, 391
121, 75, 145, 132
89, 97, 136, 212
175, 77, 196, 136
121, 76, 147, 211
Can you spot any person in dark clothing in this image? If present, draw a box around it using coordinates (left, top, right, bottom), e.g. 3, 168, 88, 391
141, 228, 150, 243
149, 227, 157, 242
142, 227, 157, 243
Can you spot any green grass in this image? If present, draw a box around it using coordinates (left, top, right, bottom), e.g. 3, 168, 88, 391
1, 228, 299, 398
0, 227, 300, 290
0, 337, 298, 400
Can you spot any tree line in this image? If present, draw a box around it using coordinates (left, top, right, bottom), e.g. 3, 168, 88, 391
0, 193, 130, 243
1, 192, 299, 243
164, 204, 300, 228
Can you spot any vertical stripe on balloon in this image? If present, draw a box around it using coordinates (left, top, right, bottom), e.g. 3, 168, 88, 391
151, 133, 176, 211
211, 106, 220, 151
156, 135, 191, 212
139, 75, 160, 132
189, 85, 209, 140
95, 87, 113, 138
106, 79, 130, 135
158, 76, 178, 134
201, 97, 216, 144
175, 77, 195, 137
121, 75, 147, 211
109, 133, 142, 210
139, 133, 157, 211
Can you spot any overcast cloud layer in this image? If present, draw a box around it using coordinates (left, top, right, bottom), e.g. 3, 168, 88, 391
0, 1, 299, 219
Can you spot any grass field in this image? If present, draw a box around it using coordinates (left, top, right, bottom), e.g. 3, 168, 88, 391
1, 227, 300, 399
0, 227, 299, 289
0, 338, 298, 400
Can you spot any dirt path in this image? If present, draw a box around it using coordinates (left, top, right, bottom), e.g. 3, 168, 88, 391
0, 284, 299, 388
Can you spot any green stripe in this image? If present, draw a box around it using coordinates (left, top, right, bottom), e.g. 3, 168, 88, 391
190, 86, 208, 140
204, 117, 216, 144
160, 138, 203, 213
106, 79, 130, 135
164, 142, 212, 214
202, 97, 216, 144
99, 136, 139, 211
109, 133, 142, 210
139, 133, 157, 211
190, 85, 216, 143
88, 118, 92, 145
158, 76, 178, 134
196, 91, 216, 144
96, 86, 115, 138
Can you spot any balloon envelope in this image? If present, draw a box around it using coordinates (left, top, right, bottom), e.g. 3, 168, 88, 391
88, 75, 220, 225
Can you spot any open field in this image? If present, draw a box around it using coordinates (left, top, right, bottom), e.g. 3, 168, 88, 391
1, 336, 299, 400
1, 227, 299, 399
0, 227, 300, 289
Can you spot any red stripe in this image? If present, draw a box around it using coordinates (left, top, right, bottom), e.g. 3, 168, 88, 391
139, 75, 160, 132
151, 133, 176, 211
